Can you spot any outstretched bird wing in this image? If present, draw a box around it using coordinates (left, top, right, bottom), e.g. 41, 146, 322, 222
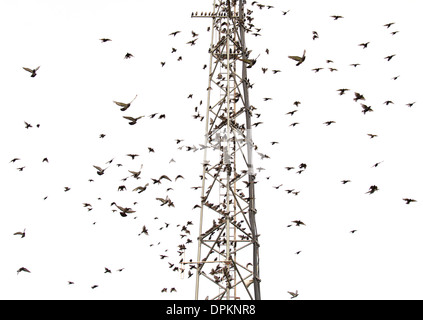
288, 55, 302, 61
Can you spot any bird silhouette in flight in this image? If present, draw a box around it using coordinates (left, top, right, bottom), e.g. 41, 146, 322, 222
337, 88, 350, 95
384, 54, 396, 61
114, 204, 136, 217
331, 15, 343, 20
361, 104, 373, 114
93, 165, 108, 175
127, 153, 139, 160
13, 229, 26, 238
288, 50, 306, 66
113, 95, 137, 111
288, 290, 299, 299
123, 115, 144, 125
354, 92, 365, 102
366, 185, 379, 194
128, 170, 141, 179
17, 267, 31, 274
323, 120, 336, 126
292, 220, 306, 226
124, 53, 134, 59
384, 22, 395, 28
358, 42, 370, 49
187, 39, 198, 46
99, 38, 111, 42
169, 31, 181, 37
372, 161, 384, 168
133, 183, 149, 193
23, 66, 40, 77
139, 225, 148, 236
403, 198, 417, 204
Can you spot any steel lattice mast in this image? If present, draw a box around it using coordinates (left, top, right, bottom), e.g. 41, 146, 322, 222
190, 0, 261, 300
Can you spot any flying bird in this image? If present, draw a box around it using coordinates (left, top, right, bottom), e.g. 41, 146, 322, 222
337, 88, 350, 95
124, 53, 134, 59
403, 198, 417, 204
288, 290, 299, 299
133, 184, 149, 193
292, 220, 306, 226
23, 66, 40, 77
13, 229, 26, 238
139, 225, 148, 236
353, 92, 365, 102
372, 161, 384, 168
93, 165, 108, 175
323, 121, 336, 126
123, 116, 144, 125
288, 50, 306, 66
113, 95, 138, 111
361, 104, 373, 114
384, 54, 396, 61
17, 267, 31, 274
127, 153, 139, 160
187, 39, 198, 46
366, 185, 379, 194
169, 31, 181, 37
114, 204, 136, 217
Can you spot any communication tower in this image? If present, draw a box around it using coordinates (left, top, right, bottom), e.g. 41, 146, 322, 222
190, 0, 261, 300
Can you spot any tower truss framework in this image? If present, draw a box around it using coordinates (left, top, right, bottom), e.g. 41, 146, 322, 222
191, 0, 261, 300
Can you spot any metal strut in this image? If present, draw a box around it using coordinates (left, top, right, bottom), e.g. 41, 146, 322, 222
191, 0, 260, 300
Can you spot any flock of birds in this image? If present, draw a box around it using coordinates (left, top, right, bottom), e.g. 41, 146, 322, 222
5, 0, 419, 300
244, 2, 418, 300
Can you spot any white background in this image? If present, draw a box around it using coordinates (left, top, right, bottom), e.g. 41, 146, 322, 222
0, 0, 422, 300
